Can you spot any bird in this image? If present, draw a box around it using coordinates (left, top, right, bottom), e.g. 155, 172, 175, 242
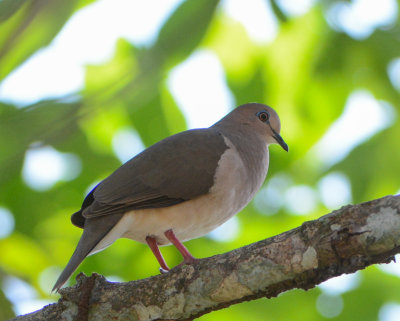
52, 102, 288, 292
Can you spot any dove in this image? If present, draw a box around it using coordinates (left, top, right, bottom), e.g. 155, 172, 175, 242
53, 103, 288, 291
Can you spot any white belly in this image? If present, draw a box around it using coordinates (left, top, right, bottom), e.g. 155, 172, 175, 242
120, 192, 241, 245
91, 137, 269, 253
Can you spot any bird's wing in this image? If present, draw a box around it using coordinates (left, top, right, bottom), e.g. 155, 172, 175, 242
71, 129, 228, 227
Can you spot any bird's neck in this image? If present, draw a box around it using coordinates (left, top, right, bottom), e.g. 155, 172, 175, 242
212, 123, 270, 189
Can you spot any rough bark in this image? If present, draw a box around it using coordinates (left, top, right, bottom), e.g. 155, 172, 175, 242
11, 195, 400, 321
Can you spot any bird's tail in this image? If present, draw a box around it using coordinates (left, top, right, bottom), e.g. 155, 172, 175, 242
52, 214, 123, 292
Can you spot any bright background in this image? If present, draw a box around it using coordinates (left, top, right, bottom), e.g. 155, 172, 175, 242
0, 0, 400, 319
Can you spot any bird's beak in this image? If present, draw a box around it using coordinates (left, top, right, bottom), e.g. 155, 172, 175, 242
272, 129, 289, 152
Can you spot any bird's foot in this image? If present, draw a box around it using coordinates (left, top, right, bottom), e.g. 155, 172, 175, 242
159, 256, 198, 273
162, 229, 200, 270
159, 267, 170, 274
177, 256, 199, 268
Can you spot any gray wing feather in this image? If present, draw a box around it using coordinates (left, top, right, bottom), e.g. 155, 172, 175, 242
73, 129, 228, 224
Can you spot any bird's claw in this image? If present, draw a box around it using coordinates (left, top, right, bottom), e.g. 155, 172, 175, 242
159, 267, 169, 274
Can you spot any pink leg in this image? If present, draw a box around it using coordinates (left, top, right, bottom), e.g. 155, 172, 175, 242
164, 229, 196, 264
146, 236, 170, 272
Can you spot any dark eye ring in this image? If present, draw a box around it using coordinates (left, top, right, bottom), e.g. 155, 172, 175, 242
257, 111, 269, 122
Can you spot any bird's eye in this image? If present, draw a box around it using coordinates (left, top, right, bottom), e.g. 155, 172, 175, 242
257, 111, 269, 122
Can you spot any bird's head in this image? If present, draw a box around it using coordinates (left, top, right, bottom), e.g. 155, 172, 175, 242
221, 103, 288, 152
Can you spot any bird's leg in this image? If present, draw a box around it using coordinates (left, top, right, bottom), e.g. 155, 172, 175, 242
164, 229, 197, 265
145, 236, 170, 273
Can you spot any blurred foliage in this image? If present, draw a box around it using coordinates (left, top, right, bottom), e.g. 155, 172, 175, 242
0, 0, 400, 320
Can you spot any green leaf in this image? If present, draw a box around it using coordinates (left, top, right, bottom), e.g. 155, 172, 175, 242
0, 0, 82, 81
0, 101, 80, 187
152, 0, 219, 67
269, 0, 288, 23
0, 0, 27, 23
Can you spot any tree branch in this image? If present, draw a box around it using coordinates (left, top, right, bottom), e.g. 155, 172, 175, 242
11, 195, 400, 321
